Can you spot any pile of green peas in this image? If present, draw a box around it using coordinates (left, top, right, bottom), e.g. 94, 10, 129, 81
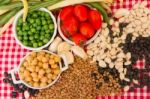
16, 11, 54, 48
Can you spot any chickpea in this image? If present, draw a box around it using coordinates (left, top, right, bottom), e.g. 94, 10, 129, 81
31, 72, 38, 78
46, 68, 51, 73
45, 54, 50, 59
38, 69, 45, 76
39, 51, 45, 56
47, 79, 52, 84
28, 81, 34, 86
33, 77, 39, 82
31, 59, 38, 65
47, 73, 52, 79
26, 56, 33, 63
38, 74, 43, 79
30, 52, 37, 58
40, 83, 47, 87
28, 66, 35, 72
33, 82, 39, 87
26, 76, 32, 82
50, 55, 56, 59
37, 55, 42, 62
19, 73, 25, 80
53, 69, 61, 75
38, 62, 43, 68
24, 70, 30, 77
51, 64, 58, 69
52, 74, 57, 80
41, 77, 48, 83
20, 66, 25, 72
35, 66, 40, 72
42, 57, 48, 63
23, 61, 29, 67
43, 63, 49, 69
54, 56, 61, 62
49, 59, 55, 65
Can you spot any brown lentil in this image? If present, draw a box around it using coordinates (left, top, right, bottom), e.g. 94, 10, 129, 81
33, 57, 121, 99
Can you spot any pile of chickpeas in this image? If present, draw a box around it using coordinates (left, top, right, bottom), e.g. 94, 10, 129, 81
19, 51, 61, 88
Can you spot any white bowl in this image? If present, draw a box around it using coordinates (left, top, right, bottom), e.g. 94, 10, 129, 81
13, 8, 57, 50
10, 50, 68, 90
57, 9, 101, 45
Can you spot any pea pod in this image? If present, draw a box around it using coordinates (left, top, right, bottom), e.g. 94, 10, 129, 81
0, 2, 23, 10
0, 8, 21, 27
0, 0, 11, 6
89, 2, 109, 23
29, 0, 60, 12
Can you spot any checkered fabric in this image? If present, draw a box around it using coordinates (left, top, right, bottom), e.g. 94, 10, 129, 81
0, 0, 150, 99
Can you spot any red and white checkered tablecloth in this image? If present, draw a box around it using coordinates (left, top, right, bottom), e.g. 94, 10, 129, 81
0, 0, 150, 99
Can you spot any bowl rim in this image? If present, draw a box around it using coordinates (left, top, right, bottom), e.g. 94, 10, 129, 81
13, 8, 57, 50
57, 6, 101, 45
17, 50, 62, 89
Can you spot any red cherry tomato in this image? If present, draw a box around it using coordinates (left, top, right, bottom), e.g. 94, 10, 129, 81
88, 9, 102, 30
60, 6, 74, 21
80, 22, 95, 39
74, 5, 88, 22
61, 16, 78, 37
72, 34, 87, 46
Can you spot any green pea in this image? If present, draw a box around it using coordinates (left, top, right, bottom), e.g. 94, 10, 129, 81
45, 13, 50, 18
29, 36, 34, 41
38, 42, 43, 47
16, 27, 21, 31
44, 25, 49, 30
18, 18, 23, 24
33, 13, 38, 18
24, 25, 30, 31
33, 23, 37, 27
45, 34, 50, 38
47, 20, 52, 24
18, 36, 22, 41
36, 19, 41, 25
23, 31, 28, 36
40, 35, 45, 40
42, 20, 47, 25
28, 31, 32, 35
23, 36, 28, 40
36, 26, 41, 30
34, 34, 39, 39
23, 40, 28, 46
31, 28, 36, 33
31, 39, 36, 44
30, 25, 33, 29
43, 38, 49, 43
45, 30, 50, 33
18, 31, 23, 36
49, 24, 54, 30
28, 42, 33, 47
33, 43, 38, 48
30, 19, 34, 24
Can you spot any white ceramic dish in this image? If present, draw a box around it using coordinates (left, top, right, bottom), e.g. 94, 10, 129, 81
10, 50, 68, 90
57, 7, 101, 45
13, 8, 57, 50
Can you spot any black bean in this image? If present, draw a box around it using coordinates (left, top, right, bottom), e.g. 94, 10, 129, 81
3, 78, 8, 83
11, 91, 17, 98
103, 76, 109, 83
4, 72, 9, 77
129, 87, 134, 92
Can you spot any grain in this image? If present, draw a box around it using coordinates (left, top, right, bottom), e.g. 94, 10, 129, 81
33, 57, 121, 99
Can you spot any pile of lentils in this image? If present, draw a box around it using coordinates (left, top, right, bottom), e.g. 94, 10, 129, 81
3, 71, 39, 98
87, 1, 150, 92
33, 57, 121, 99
